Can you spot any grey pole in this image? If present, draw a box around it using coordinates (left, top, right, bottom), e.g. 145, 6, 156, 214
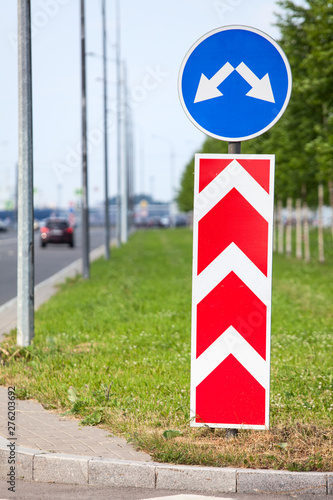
225, 140, 241, 438
115, 0, 121, 247
120, 62, 128, 244
126, 93, 134, 231
228, 142, 241, 155
17, 0, 34, 347
124, 67, 132, 232
81, 0, 90, 279
102, 0, 110, 259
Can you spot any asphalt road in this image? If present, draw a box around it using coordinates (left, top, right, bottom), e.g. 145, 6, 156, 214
0, 226, 109, 307
0, 480, 328, 500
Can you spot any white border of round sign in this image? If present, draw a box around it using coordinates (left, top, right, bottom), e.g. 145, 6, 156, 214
178, 25, 292, 142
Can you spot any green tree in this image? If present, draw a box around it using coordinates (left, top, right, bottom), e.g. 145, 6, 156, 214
176, 157, 195, 213
300, 0, 333, 185
275, 0, 332, 203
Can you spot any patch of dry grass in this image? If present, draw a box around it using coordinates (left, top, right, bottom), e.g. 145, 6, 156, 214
131, 422, 333, 471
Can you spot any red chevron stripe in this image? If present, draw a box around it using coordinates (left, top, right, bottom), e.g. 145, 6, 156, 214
236, 159, 271, 194
197, 188, 268, 276
196, 271, 266, 359
199, 158, 271, 194
199, 158, 233, 192
196, 354, 265, 425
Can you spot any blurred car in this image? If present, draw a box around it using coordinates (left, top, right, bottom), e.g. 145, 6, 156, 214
0, 219, 8, 232
146, 216, 161, 228
159, 216, 170, 228
40, 218, 74, 248
174, 214, 188, 227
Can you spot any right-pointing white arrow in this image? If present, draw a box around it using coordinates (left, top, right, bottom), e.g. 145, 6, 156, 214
236, 62, 275, 103
194, 62, 234, 103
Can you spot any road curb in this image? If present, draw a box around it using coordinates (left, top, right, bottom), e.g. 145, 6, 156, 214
0, 438, 332, 495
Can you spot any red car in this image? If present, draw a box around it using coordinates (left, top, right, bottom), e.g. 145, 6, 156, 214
40, 218, 74, 248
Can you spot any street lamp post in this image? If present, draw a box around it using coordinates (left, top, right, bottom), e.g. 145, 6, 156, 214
81, 0, 90, 279
102, 0, 110, 260
17, 0, 34, 347
125, 83, 134, 233
115, 0, 122, 247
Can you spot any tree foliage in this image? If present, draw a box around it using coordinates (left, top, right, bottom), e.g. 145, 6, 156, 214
176, 157, 195, 213
177, 1, 333, 210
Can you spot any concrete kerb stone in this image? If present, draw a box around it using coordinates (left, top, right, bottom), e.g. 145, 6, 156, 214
0, 437, 44, 481
89, 457, 155, 488
0, 442, 11, 478
237, 468, 329, 495
34, 452, 89, 485
328, 475, 333, 495
1, 439, 332, 494
155, 464, 236, 494
16, 447, 43, 481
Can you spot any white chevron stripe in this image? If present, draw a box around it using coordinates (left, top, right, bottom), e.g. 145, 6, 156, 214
193, 243, 270, 305
194, 160, 271, 222
193, 326, 269, 389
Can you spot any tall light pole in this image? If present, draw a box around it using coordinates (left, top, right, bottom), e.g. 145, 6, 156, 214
120, 61, 128, 244
115, 0, 122, 246
17, 0, 34, 346
102, 0, 110, 259
124, 76, 134, 232
81, 0, 90, 279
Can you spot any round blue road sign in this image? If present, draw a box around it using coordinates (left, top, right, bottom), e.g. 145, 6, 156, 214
178, 25, 292, 142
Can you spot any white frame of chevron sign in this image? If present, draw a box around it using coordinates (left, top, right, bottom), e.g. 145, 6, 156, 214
190, 154, 275, 429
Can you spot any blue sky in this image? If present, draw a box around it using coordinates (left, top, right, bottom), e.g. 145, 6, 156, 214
0, 0, 285, 209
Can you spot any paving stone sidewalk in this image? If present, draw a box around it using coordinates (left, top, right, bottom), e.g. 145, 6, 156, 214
0, 386, 150, 461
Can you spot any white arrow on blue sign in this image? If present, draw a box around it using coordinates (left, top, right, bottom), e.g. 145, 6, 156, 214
178, 25, 292, 142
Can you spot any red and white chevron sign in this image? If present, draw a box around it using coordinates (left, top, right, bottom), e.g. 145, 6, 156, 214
191, 154, 275, 429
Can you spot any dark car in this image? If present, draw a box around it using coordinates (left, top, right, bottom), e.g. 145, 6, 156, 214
40, 218, 74, 248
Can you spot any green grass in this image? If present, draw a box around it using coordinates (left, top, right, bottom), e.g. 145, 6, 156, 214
0, 228, 332, 471
271, 255, 333, 423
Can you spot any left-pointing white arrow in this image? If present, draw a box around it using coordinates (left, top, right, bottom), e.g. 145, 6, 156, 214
194, 62, 234, 103
235, 62, 275, 103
